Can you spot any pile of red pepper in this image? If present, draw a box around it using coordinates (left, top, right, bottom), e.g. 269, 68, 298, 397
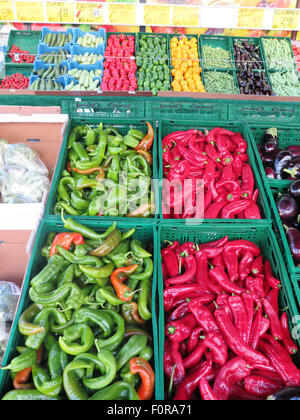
292, 43, 300, 72
101, 34, 137, 92
9, 45, 35, 64
162, 127, 262, 219
162, 237, 300, 400
0, 73, 29, 89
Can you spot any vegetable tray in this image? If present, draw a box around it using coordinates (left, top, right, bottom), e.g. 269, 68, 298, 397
157, 222, 300, 400
230, 36, 265, 72
40, 28, 74, 48
44, 116, 159, 221
73, 28, 106, 48
202, 69, 240, 95
1, 64, 33, 78
261, 36, 297, 72
158, 119, 271, 224
199, 35, 235, 70
5, 30, 41, 65
0, 219, 160, 400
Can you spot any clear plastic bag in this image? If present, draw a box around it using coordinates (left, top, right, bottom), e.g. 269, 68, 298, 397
0, 314, 10, 365
4, 143, 49, 177
0, 166, 50, 203
0, 281, 21, 322
0, 139, 8, 172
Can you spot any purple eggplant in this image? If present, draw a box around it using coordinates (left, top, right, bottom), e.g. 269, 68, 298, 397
265, 167, 276, 179
262, 155, 275, 168
262, 141, 279, 156
287, 145, 300, 157
268, 387, 300, 401
276, 194, 298, 221
289, 180, 300, 200
286, 227, 300, 263
282, 156, 300, 179
274, 150, 294, 179
263, 127, 278, 145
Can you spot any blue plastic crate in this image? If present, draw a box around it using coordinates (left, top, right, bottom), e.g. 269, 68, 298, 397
70, 44, 105, 63
33, 59, 69, 77
38, 43, 71, 57
40, 27, 74, 48
29, 74, 65, 91
65, 75, 101, 92
68, 59, 103, 74
73, 28, 106, 47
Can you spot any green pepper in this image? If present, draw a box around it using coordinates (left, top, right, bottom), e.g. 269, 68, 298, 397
56, 245, 102, 266
130, 239, 152, 259
138, 277, 152, 321
124, 135, 140, 149
107, 156, 120, 183
63, 359, 91, 400
74, 307, 114, 338
129, 258, 153, 283
29, 283, 85, 311
74, 129, 108, 171
90, 229, 122, 257
2, 348, 37, 372
32, 365, 63, 398
89, 381, 140, 401
30, 255, 65, 289
70, 190, 89, 211
88, 195, 103, 216
59, 323, 94, 356
68, 125, 88, 149
78, 262, 114, 279
108, 143, 127, 156
85, 127, 97, 147
74, 245, 89, 258
116, 335, 147, 371
55, 202, 80, 216
63, 218, 116, 242
72, 141, 89, 162
95, 309, 125, 352
57, 177, 78, 204
127, 129, 145, 140
18, 303, 44, 336
2, 390, 61, 401
98, 286, 125, 306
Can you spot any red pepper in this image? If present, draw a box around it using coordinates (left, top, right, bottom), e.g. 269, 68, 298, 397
202, 331, 228, 366
166, 160, 191, 182
280, 312, 298, 355
266, 287, 279, 317
262, 298, 283, 341
214, 309, 270, 366
177, 144, 207, 167
228, 295, 248, 343
199, 377, 218, 400
204, 200, 227, 219
203, 158, 216, 186
168, 301, 190, 322
164, 338, 185, 386
182, 340, 206, 369
135, 122, 154, 152
188, 298, 219, 333
161, 248, 179, 278
239, 250, 254, 281
209, 266, 245, 295
223, 249, 239, 282
173, 360, 212, 400
224, 240, 261, 258
221, 199, 251, 219
242, 292, 254, 344
213, 357, 252, 401
258, 339, 300, 386
204, 143, 221, 163
49, 232, 85, 258
187, 326, 204, 354
216, 179, 241, 195
241, 164, 254, 199
264, 259, 281, 290
231, 133, 248, 154
195, 250, 209, 292
251, 255, 263, 276
244, 375, 283, 398
166, 313, 198, 342
164, 286, 214, 311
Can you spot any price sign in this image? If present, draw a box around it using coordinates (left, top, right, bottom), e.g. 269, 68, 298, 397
46, 1, 75, 23
237, 8, 264, 29
272, 9, 300, 30
143, 5, 171, 26
16, 1, 44, 22
0, 1, 14, 21
108, 4, 136, 25
76, 2, 103, 24
172, 6, 199, 27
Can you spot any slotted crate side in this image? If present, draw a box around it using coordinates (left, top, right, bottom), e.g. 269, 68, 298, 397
157, 222, 300, 400
0, 219, 161, 400
44, 116, 159, 221
158, 119, 271, 224
5, 30, 40, 65
228, 101, 300, 122
245, 122, 300, 190
199, 35, 235, 70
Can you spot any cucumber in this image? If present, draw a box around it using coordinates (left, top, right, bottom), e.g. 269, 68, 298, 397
68, 33, 72, 43
36, 79, 41, 90
55, 64, 60, 79
46, 79, 53, 91
37, 67, 46, 78
40, 79, 46, 91
48, 66, 56, 80
44, 33, 51, 45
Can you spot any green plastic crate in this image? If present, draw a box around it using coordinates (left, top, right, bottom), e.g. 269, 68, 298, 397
246, 121, 300, 190
44, 116, 159, 222
261, 36, 297, 72
231, 36, 266, 72
158, 119, 271, 224
5, 31, 40, 65
61, 99, 146, 119
203, 69, 240, 95
199, 35, 234, 70
267, 184, 300, 276
228, 100, 300, 122
157, 222, 300, 400
0, 218, 160, 400
136, 33, 172, 95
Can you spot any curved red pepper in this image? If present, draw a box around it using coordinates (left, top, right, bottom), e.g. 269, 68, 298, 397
244, 375, 283, 398
50, 232, 85, 258
166, 313, 197, 342
162, 248, 179, 278
280, 312, 298, 355
228, 295, 248, 343
224, 240, 261, 258
173, 360, 212, 400
221, 199, 252, 219
223, 249, 239, 282
199, 377, 218, 400
241, 163, 255, 199
262, 298, 283, 341
239, 250, 255, 281
209, 266, 245, 295
264, 259, 281, 289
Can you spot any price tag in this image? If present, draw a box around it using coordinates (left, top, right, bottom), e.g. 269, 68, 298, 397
272, 9, 300, 30
16, 1, 44, 22
46, 1, 75, 23
143, 5, 171, 26
108, 4, 136, 25
76, 2, 103, 24
0, 1, 14, 21
237, 8, 265, 29
172, 6, 199, 27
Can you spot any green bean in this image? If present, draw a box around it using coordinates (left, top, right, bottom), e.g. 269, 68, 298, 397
269, 70, 300, 97
262, 38, 294, 70
202, 45, 232, 69
204, 71, 239, 94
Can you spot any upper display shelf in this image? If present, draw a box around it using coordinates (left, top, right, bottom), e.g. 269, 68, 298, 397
0, 0, 300, 31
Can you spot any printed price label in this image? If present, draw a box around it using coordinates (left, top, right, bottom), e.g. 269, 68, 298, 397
237, 8, 264, 29
143, 5, 171, 26
76, 2, 103, 24
0, 1, 14, 21
46, 1, 74, 23
108, 4, 136, 25
16, 1, 44, 22
172, 6, 199, 27
272, 9, 299, 30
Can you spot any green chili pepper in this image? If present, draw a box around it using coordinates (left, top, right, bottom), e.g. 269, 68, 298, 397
107, 156, 120, 183
59, 323, 94, 356
85, 127, 97, 147
139, 345, 153, 361
98, 286, 125, 306
122, 228, 136, 241
63, 218, 116, 242
58, 177, 77, 203
138, 277, 152, 321
72, 141, 90, 162
74, 307, 114, 339
29, 283, 85, 311
130, 240, 152, 259
68, 125, 89, 149
18, 303, 44, 336
78, 262, 115, 279
74, 130, 108, 171
129, 258, 153, 282
95, 309, 125, 352
63, 359, 91, 400
2, 390, 61, 401
74, 244, 89, 258
116, 335, 147, 371
89, 381, 140, 401
70, 190, 90, 211
32, 365, 63, 398
56, 245, 102, 266
127, 128, 145, 140
90, 230, 122, 257
2, 348, 37, 372
30, 255, 65, 289
88, 195, 103, 216
124, 135, 140, 149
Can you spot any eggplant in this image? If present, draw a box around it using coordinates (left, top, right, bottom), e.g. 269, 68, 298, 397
286, 227, 300, 263
289, 180, 300, 200
282, 156, 300, 179
267, 387, 300, 400
274, 150, 294, 179
287, 145, 300, 157
262, 140, 279, 156
263, 127, 278, 146
265, 167, 276, 179
276, 194, 298, 221
262, 155, 275, 168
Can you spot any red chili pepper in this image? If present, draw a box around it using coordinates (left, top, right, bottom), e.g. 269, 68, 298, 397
163, 338, 185, 386
214, 309, 270, 366
49, 232, 85, 258
202, 331, 228, 366
204, 200, 227, 219
242, 292, 254, 344
166, 313, 198, 342
239, 250, 255, 281
224, 240, 261, 258
135, 122, 154, 152
231, 133, 248, 154
199, 377, 218, 400
209, 266, 245, 295
195, 250, 209, 292
161, 248, 179, 279
261, 298, 283, 341
221, 199, 251, 219
223, 249, 239, 282
212, 357, 252, 401
188, 298, 219, 333
164, 286, 214, 311
244, 375, 283, 398
241, 163, 255, 199
228, 295, 248, 343
264, 259, 281, 290
204, 143, 221, 163
168, 301, 190, 323
182, 340, 206, 369
177, 143, 207, 167
173, 360, 212, 400
251, 255, 263, 276
187, 326, 204, 354
280, 312, 298, 355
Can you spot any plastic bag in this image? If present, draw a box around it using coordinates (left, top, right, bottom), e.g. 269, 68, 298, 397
0, 282, 21, 365
4, 143, 49, 177
0, 166, 50, 203
0, 139, 8, 172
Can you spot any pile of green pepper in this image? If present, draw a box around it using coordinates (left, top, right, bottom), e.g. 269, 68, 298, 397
54, 121, 155, 218
136, 35, 171, 95
1, 219, 155, 401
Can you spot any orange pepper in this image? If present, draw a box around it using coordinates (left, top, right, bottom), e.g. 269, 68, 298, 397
129, 357, 155, 400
